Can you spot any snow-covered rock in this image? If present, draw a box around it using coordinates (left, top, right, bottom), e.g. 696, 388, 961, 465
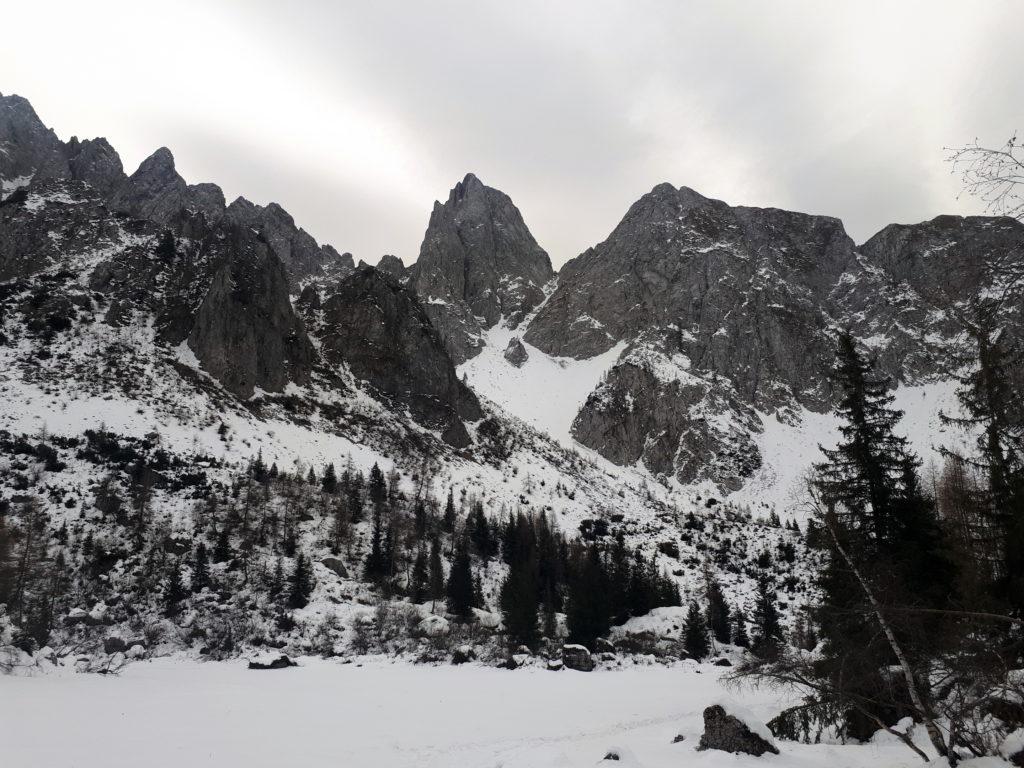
697, 701, 779, 756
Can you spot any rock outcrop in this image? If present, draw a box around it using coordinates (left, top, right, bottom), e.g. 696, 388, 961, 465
572, 344, 761, 489
562, 644, 596, 671
0, 93, 70, 189
697, 704, 779, 756
526, 184, 853, 412
376, 253, 407, 279
409, 173, 554, 363
187, 227, 315, 398
522, 184, 856, 485
63, 136, 127, 197
318, 266, 481, 447
226, 197, 349, 284
109, 147, 226, 226
503, 336, 528, 367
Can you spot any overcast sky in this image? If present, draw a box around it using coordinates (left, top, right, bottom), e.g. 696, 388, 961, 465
4, 1, 1021, 266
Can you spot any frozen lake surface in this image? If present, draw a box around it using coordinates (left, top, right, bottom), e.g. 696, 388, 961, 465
0, 657, 934, 767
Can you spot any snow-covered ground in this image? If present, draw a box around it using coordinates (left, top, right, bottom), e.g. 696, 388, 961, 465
727, 380, 972, 521
459, 323, 625, 446
0, 658, 937, 768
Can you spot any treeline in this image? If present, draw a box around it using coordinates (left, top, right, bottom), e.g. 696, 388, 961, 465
0, 433, 684, 657
744, 329, 1024, 763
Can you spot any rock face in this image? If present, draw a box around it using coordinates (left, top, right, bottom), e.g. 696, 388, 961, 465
503, 336, 529, 367
839, 214, 1024, 381
526, 184, 853, 411
109, 147, 225, 226
523, 184, 855, 486
0, 93, 70, 189
187, 227, 315, 398
517, 184, 1024, 489
409, 173, 554, 363
63, 136, 127, 197
226, 197, 348, 284
1, 94, 352, 286
697, 704, 779, 756
376, 253, 407, 279
0, 178, 314, 400
318, 266, 482, 447
572, 344, 762, 489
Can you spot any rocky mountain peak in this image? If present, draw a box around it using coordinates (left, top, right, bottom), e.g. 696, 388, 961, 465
409, 173, 554, 363
110, 146, 225, 225
0, 92, 71, 189
63, 136, 126, 196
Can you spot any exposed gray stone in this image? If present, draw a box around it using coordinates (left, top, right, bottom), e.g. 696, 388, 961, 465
562, 644, 595, 672
697, 704, 779, 756
187, 227, 315, 399
503, 336, 529, 367
409, 173, 554, 363
318, 266, 481, 446
110, 147, 225, 225
320, 557, 349, 578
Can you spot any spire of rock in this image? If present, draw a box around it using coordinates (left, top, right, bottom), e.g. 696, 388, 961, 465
408, 173, 554, 363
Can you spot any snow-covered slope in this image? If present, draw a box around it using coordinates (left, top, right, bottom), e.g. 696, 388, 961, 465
458, 322, 625, 446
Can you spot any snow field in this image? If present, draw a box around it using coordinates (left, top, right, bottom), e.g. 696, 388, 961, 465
0, 657, 936, 768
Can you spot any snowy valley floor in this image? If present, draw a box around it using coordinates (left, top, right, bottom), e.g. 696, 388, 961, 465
0, 659, 946, 768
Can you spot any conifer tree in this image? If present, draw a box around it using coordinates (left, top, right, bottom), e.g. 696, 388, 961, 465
165, 561, 187, 616
706, 575, 731, 644
413, 499, 429, 539
428, 536, 445, 602
306, 466, 316, 486
410, 546, 429, 603
499, 517, 540, 649
815, 331, 917, 544
322, 463, 338, 494
192, 542, 210, 593
751, 576, 782, 657
566, 544, 610, 649
269, 555, 284, 598
287, 552, 314, 608
443, 488, 456, 533
732, 608, 751, 648
363, 506, 387, 583
446, 538, 475, 619
683, 601, 711, 660
368, 463, 387, 509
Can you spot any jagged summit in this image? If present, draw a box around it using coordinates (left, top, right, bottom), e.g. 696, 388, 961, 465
408, 172, 554, 363
0, 94, 353, 285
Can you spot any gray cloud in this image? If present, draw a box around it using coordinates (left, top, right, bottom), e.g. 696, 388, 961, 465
3, 1, 1022, 265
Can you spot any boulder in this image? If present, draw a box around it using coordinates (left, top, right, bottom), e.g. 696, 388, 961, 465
712, 658, 732, 667
247, 652, 296, 670
320, 557, 349, 578
562, 644, 595, 672
697, 704, 779, 756
546, 658, 564, 671
451, 645, 475, 665
103, 636, 127, 654
503, 336, 529, 367
126, 644, 146, 660
417, 615, 450, 638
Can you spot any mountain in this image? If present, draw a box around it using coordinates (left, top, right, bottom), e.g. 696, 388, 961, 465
0, 91, 1019, 673
514, 183, 1024, 490
409, 173, 554, 363
0, 93, 349, 286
